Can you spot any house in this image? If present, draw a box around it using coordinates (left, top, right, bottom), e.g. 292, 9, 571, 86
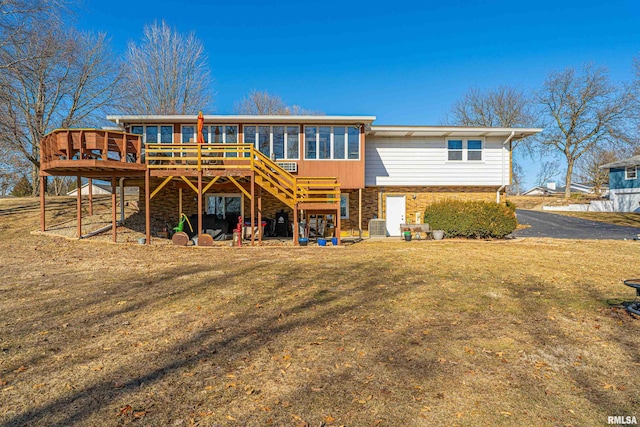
66, 181, 139, 197
600, 155, 640, 212
522, 182, 608, 197
38, 116, 542, 243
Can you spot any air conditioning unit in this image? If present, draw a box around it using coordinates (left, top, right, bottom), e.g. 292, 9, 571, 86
276, 162, 297, 173
369, 219, 387, 237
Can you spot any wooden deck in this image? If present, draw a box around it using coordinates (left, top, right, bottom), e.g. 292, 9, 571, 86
39, 129, 342, 246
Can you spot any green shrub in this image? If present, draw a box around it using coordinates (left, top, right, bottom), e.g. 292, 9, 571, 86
423, 199, 517, 239
505, 199, 516, 212
11, 175, 33, 197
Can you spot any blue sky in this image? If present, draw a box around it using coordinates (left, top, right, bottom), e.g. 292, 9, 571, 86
78, 0, 640, 188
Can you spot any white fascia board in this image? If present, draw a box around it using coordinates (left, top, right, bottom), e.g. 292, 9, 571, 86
106, 114, 377, 125
368, 126, 543, 139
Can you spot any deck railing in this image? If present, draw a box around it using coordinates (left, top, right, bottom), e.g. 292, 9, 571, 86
146, 143, 340, 207
41, 129, 142, 165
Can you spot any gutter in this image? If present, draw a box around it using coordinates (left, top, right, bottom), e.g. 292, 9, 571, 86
497, 131, 515, 203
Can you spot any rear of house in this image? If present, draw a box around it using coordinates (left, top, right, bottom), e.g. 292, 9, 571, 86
39, 114, 541, 243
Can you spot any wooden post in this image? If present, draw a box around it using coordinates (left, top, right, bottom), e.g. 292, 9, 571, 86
111, 176, 117, 242
178, 187, 183, 218
197, 170, 203, 239
250, 172, 255, 245
257, 186, 262, 245
76, 176, 82, 238
39, 175, 46, 232
145, 169, 151, 244
358, 188, 362, 238
88, 178, 93, 216
293, 205, 299, 246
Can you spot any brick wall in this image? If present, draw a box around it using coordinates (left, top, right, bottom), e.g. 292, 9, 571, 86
341, 186, 501, 232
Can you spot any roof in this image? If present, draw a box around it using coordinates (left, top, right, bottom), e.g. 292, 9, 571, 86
600, 155, 640, 169
107, 114, 377, 125
367, 125, 543, 139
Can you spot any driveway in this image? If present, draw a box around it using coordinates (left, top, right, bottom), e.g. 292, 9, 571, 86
513, 209, 640, 240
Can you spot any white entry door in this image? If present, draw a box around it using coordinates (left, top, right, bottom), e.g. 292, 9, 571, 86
386, 195, 406, 237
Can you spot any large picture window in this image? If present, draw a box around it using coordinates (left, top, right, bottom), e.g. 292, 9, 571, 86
304, 126, 360, 160
181, 124, 239, 156
244, 125, 300, 160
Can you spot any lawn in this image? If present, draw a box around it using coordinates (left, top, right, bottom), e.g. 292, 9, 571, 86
1, 197, 639, 426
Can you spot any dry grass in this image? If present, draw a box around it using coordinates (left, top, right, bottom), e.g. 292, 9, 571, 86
1, 197, 640, 426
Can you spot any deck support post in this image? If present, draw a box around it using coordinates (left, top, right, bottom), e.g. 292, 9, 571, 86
145, 169, 151, 245
293, 205, 299, 246
111, 176, 117, 242
197, 170, 203, 239
336, 205, 341, 245
178, 187, 182, 219
76, 176, 82, 238
257, 187, 262, 245
39, 175, 46, 232
358, 188, 362, 238
250, 172, 255, 245
88, 178, 93, 216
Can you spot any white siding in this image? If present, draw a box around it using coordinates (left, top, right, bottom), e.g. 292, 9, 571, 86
365, 136, 510, 186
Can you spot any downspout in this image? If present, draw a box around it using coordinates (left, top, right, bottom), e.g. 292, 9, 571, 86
496, 131, 515, 203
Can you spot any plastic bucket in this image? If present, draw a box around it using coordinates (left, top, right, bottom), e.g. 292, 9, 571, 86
298, 238, 308, 246
331, 237, 338, 246
318, 238, 327, 246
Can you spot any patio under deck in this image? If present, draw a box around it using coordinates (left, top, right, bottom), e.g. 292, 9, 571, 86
39, 129, 341, 246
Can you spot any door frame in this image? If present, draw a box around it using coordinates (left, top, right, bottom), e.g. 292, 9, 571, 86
385, 195, 406, 237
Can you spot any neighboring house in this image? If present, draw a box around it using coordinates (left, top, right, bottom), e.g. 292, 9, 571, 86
522, 182, 608, 197
67, 182, 140, 197
600, 155, 640, 212
38, 116, 541, 242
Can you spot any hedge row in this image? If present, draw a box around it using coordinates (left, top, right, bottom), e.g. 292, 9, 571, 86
423, 199, 517, 239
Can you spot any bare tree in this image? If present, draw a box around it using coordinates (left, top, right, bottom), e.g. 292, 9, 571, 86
535, 159, 561, 188
0, 0, 65, 69
507, 162, 524, 195
235, 90, 321, 115
0, 21, 125, 195
536, 64, 633, 198
575, 149, 618, 196
122, 20, 213, 115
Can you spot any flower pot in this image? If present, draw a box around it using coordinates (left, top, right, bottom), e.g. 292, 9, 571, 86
298, 238, 308, 246
432, 230, 445, 240
331, 237, 338, 246
403, 231, 412, 242
318, 238, 327, 246
137, 237, 146, 245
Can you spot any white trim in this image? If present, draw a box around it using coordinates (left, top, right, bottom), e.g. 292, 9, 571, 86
303, 125, 361, 161
446, 137, 484, 162
625, 166, 637, 180
368, 125, 542, 139
340, 193, 349, 219
109, 114, 376, 125
243, 125, 300, 160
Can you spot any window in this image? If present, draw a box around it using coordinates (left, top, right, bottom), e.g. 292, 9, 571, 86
243, 125, 300, 160
467, 139, 482, 161
340, 194, 349, 219
182, 125, 195, 143
447, 138, 484, 161
129, 125, 173, 144
626, 166, 638, 180
448, 140, 463, 161
304, 126, 360, 160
